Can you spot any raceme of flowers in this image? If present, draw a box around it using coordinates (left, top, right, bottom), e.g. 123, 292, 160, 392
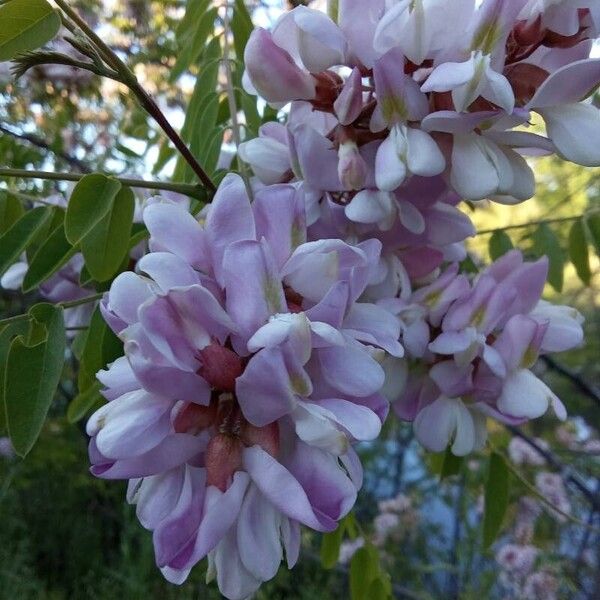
82, 1, 595, 598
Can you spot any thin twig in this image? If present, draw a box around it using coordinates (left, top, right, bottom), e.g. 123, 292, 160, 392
0, 168, 207, 200
475, 210, 600, 236
541, 355, 600, 408
506, 426, 600, 511
53, 0, 216, 192
0, 124, 91, 172
0, 293, 104, 327
220, 1, 253, 196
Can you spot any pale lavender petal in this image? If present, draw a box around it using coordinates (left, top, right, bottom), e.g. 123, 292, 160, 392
236, 347, 297, 426
318, 344, 385, 397
144, 203, 207, 271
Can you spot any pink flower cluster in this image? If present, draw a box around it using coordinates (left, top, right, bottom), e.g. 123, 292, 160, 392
89, 176, 396, 598
86, 0, 595, 596
243, 0, 600, 210
387, 250, 583, 455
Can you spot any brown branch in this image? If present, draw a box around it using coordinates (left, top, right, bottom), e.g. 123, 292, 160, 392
53, 0, 216, 192
0, 124, 91, 173
506, 425, 600, 511
541, 355, 600, 408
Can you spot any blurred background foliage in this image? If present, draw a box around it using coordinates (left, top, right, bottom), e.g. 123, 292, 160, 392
1, 1, 599, 599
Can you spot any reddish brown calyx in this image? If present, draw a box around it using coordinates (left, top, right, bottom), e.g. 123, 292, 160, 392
511, 17, 544, 47
174, 401, 218, 434
311, 70, 344, 112
504, 63, 549, 106
284, 285, 304, 313
241, 422, 280, 458
206, 411, 280, 491
205, 434, 243, 491
197, 342, 244, 392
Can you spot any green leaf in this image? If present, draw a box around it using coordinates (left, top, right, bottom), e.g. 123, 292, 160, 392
231, 0, 254, 59
0, 0, 61, 61
568, 219, 591, 285
0, 206, 52, 276
71, 328, 88, 362
0, 320, 30, 432
328, 0, 340, 22
239, 88, 261, 136
262, 104, 279, 124
483, 451, 510, 549
180, 48, 221, 144
4, 303, 65, 457
203, 127, 226, 176
488, 230, 513, 261
22, 223, 76, 292
25, 206, 64, 263
128, 223, 149, 250
369, 578, 390, 600
65, 174, 122, 245
0, 192, 24, 235
171, 6, 218, 81
175, 38, 221, 182
80, 186, 135, 282
459, 255, 479, 274
78, 307, 122, 392
320, 524, 345, 569
440, 448, 464, 480
350, 546, 380, 600
427, 451, 444, 475
67, 380, 103, 424
176, 0, 210, 44
533, 223, 564, 292
152, 139, 176, 175
191, 93, 221, 169
585, 213, 600, 256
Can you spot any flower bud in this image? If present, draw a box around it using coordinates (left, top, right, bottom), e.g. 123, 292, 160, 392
198, 342, 244, 392
333, 67, 363, 125
205, 434, 243, 491
173, 402, 217, 434
338, 141, 367, 190
241, 422, 280, 457
244, 28, 316, 103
